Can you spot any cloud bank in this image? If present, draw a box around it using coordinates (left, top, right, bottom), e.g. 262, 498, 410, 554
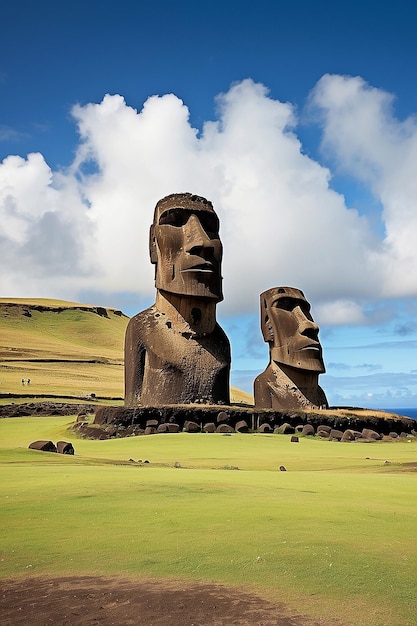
1, 76, 417, 323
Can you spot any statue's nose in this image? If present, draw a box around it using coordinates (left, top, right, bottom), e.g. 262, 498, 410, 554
185, 214, 213, 252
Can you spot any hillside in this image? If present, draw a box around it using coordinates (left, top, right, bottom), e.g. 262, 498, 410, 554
0, 298, 253, 403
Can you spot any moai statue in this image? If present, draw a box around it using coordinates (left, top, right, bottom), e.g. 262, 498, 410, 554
125, 193, 231, 406
254, 287, 328, 410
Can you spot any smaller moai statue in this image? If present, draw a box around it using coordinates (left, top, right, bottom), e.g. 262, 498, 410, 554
254, 287, 328, 410
125, 193, 231, 407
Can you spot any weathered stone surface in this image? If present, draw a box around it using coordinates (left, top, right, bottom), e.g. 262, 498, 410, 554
216, 423, 234, 433
216, 411, 229, 423
203, 422, 216, 433
89, 405, 415, 439
362, 428, 381, 440
28, 440, 57, 452
317, 424, 331, 435
235, 420, 249, 433
341, 429, 355, 442
144, 426, 157, 435
166, 423, 180, 433
254, 287, 328, 411
302, 424, 315, 436
258, 423, 273, 433
329, 429, 343, 441
275, 422, 295, 434
56, 441, 74, 454
183, 420, 200, 433
124, 193, 231, 407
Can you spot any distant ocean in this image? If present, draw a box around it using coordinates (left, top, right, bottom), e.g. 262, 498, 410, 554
383, 408, 417, 422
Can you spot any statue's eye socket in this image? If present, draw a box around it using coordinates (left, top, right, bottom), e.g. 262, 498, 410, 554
198, 213, 219, 236
159, 209, 219, 236
159, 208, 188, 227
273, 298, 295, 311
273, 298, 311, 315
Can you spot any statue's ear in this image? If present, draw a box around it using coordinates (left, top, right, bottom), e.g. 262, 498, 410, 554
260, 298, 274, 343
149, 225, 157, 264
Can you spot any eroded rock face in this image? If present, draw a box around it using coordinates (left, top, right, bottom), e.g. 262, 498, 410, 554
125, 193, 231, 407
254, 287, 328, 411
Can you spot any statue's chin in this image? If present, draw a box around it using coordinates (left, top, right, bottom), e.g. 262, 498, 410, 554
156, 278, 223, 301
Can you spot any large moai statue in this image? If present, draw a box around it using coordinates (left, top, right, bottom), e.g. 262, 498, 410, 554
125, 193, 231, 407
254, 287, 328, 410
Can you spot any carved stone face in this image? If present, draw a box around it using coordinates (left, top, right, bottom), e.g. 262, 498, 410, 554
150, 193, 223, 301
261, 287, 325, 372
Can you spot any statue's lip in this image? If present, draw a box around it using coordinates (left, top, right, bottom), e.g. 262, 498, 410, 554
181, 262, 216, 273
299, 343, 321, 352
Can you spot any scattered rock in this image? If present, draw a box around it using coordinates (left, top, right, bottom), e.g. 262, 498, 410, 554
216, 423, 234, 433
56, 441, 74, 454
362, 428, 381, 440
290, 435, 299, 443
216, 411, 229, 423
302, 424, 315, 436
28, 440, 57, 453
275, 423, 295, 434
183, 420, 200, 433
235, 420, 249, 433
258, 423, 273, 433
279, 465, 287, 471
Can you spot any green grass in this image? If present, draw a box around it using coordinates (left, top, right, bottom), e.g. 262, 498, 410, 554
1, 415, 416, 626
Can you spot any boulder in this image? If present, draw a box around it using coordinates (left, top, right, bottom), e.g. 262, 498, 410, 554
235, 420, 249, 433
341, 429, 355, 442
56, 441, 74, 454
329, 429, 343, 441
144, 426, 157, 435
217, 411, 229, 423
216, 423, 234, 433
203, 422, 216, 433
258, 423, 273, 433
166, 423, 180, 433
317, 425, 331, 435
28, 440, 57, 453
302, 424, 315, 436
317, 428, 330, 438
275, 423, 295, 434
362, 428, 381, 440
183, 420, 200, 433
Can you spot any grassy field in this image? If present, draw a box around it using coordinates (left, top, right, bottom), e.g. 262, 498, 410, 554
1, 415, 416, 626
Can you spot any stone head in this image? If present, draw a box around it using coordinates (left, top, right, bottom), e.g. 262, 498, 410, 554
149, 193, 223, 301
260, 286, 325, 373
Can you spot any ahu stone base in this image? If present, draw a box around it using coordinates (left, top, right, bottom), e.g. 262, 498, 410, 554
74, 405, 417, 440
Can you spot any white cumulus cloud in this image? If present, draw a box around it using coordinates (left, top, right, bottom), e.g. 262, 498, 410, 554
1, 77, 416, 324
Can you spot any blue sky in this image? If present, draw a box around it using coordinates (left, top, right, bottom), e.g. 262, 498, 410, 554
1, 0, 417, 409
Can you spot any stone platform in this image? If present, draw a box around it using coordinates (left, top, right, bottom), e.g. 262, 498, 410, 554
80, 404, 417, 439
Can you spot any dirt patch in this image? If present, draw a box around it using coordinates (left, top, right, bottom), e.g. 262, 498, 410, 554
0, 576, 344, 626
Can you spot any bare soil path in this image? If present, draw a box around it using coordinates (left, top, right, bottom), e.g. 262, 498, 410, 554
0, 576, 345, 626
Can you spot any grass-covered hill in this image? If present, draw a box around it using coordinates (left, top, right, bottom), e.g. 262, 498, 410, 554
0, 298, 253, 403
